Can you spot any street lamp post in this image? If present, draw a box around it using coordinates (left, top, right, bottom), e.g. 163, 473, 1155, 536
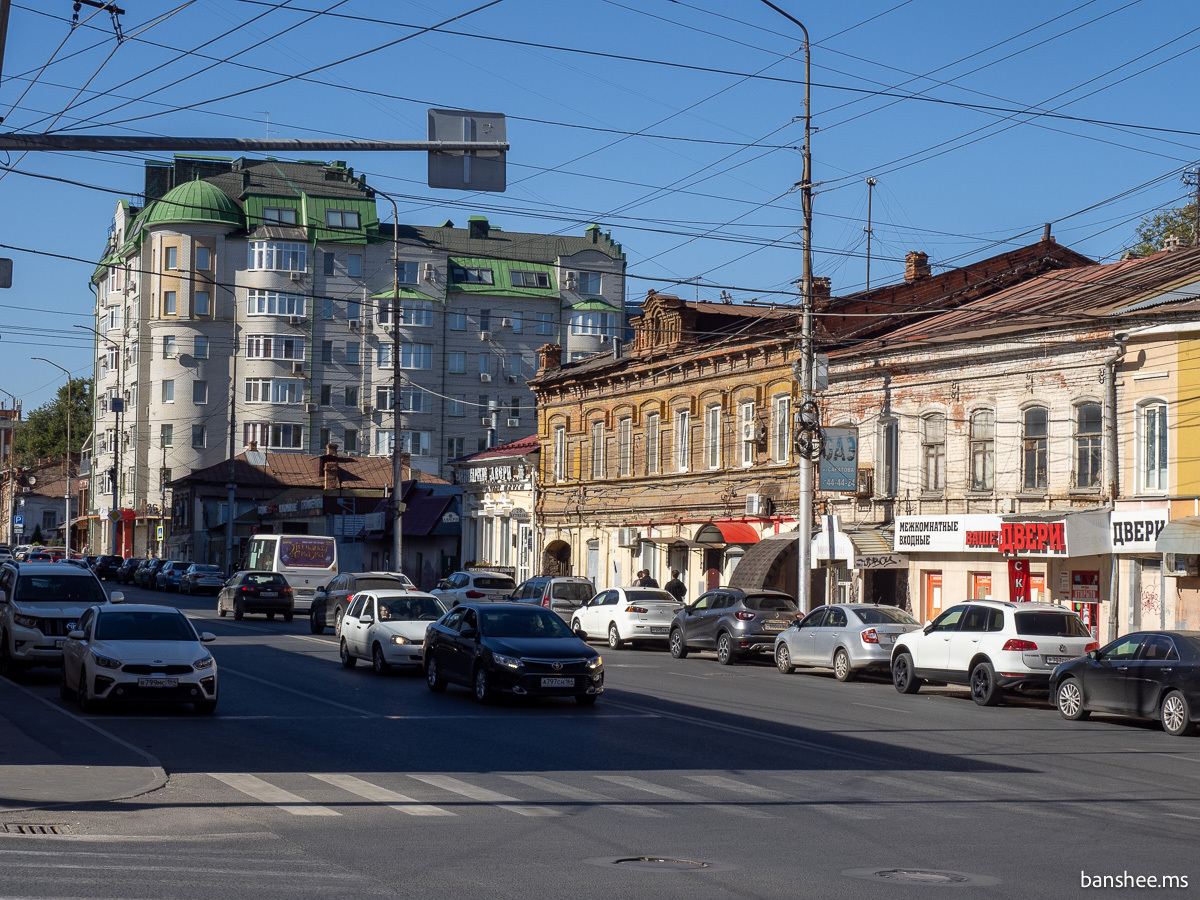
758, 0, 815, 613
75, 324, 124, 557
0, 386, 18, 546
32, 359, 72, 556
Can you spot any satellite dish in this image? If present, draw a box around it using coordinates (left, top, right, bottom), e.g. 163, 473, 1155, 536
25, 475, 36, 486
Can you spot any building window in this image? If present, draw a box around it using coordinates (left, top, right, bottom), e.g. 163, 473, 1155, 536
376, 387, 395, 411
451, 266, 494, 285
448, 396, 464, 417
1139, 400, 1168, 492
321, 340, 333, 364
163, 291, 177, 316
400, 430, 431, 456
921, 413, 946, 492
877, 417, 898, 497
377, 345, 393, 369
449, 351, 466, 374
478, 353, 490, 376
271, 380, 303, 404
245, 379, 272, 403
509, 397, 521, 418
401, 300, 434, 327
193, 380, 208, 405
323, 252, 335, 276
195, 247, 210, 270
192, 336, 209, 360
590, 421, 605, 479
1022, 406, 1049, 491
479, 309, 491, 332
248, 290, 305, 316
447, 437, 465, 458
161, 379, 174, 403
646, 413, 660, 475
243, 422, 268, 446
42, 510, 57, 531
194, 291, 210, 316
704, 405, 721, 470
536, 312, 553, 335
396, 261, 419, 283
245, 335, 304, 360
510, 353, 524, 379
618, 417, 632, 477
160, 424, 173, 447
320, 384, 332, 405
577, 271, 601, 294
344, 428, 358, 453
345, 386, 358, 407
570, 310, 616, 336
269, 424, 304, 449
375, 429, 394, 456
1075, 401, 1102, 489
263, 207, 297, 225
348, 255, 362, 278
346, 342, 361, 366
969, 409, 995, 491
739, 402, 756, 467
191, 425, 206, 449
449, 308, 467, 331
325, 209, 360, 229
772, 396, 790, 464
510, 312, 523, 333
165, 246, 178, 270
347, 299, 361, 321
511, 270, 551, 288
399, 386, 426, 413
247, 241, 305, 272
674, 410, 690, 473
553, 426, 566, 482
401, 343, 433, 370
319, 427, 331, 449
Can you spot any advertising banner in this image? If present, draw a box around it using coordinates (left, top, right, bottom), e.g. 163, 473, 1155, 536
819, 427, 858, 492
1008, 559, 1031, 602
279, 536, 336, 568
1110, 509, 1169, 554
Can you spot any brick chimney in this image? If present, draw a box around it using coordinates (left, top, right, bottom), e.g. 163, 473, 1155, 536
323, 443, 340, 491
812, 276, 832, 300
905, 251, 931, 282
247, 440, 258, 452
537, 343, 563, 373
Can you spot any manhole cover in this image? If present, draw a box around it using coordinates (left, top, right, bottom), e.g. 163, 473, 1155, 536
613, 857, 710, 871
3, 824, 71, 835
843, 867, 999, 888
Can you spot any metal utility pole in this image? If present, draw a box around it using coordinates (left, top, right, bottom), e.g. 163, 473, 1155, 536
864, 177, 877, 292
1185, 167, 1200, 246
759, 0, 815, 613
32, 359, 71, 555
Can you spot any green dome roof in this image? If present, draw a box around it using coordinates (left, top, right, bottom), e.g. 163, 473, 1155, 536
143, 179, 241, 228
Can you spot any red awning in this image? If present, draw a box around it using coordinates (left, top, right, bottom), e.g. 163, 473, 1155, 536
697, 521, 760, 545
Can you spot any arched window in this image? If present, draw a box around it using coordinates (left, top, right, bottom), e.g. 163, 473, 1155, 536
921, 413, 946, 492
1022, 406, 1049, 491
969, 409, 995, 491
1074, 402, 1102, 489
1138, 400, 1168, 492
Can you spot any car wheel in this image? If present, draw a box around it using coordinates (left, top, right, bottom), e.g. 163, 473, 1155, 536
571, 618, 584, 639
266, 612, 276, 621
233, 601, 244, 621
425, 657, 446, 693
970, 660, 1002, 707
340, 639, 357, 669
715, 631, 737, 666
607, 623, 624, 650
575, 693, 598, 706
309, 608, 323, 634
372, 644, 390, 676
1161, 690, 1195, 737
218, 602, 227, 618
0, 635, 24, 682
76, 678, 96, 714
194, 699, 217, 715
283, 611, 293, 623
334, 608, 344, 637
892, 652, 920, 694
833, 648, 855, 683
775, 643, 794, 674
669, 627, 689, 659
59, 666, 72, 701
1056, 678, 1089, 721
473, 665, 492, 704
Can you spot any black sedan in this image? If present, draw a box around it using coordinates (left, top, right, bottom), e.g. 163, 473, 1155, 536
1051, 631, 1200, 736
115, 557, 143, 584
91, 554, 123, 580
218, 571, 295, 621
423, 603, 603, 705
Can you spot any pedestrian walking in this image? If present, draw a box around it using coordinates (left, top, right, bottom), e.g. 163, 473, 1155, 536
664, 569, 685, 601
632, 569, 646, 586
642, 571, 660, 588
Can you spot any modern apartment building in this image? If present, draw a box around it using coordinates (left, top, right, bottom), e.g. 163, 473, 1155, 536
87, 155, 626, 555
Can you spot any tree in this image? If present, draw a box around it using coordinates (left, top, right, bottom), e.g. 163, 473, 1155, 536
1129, 201, 1198, 257
12, 377, 93, 465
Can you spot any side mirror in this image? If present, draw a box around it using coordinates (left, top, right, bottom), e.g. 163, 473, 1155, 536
923, 622, 935, 634
68, 630, 86, 640
110, 591, 124, 604
359, 614, 374, 624
460, 626, 477, 639
1087, 649, 1098, 660
574, 627, 587, 640
685, 606, 694, 616
200, 632, 216, 643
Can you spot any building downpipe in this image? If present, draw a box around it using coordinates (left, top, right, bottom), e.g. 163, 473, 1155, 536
1105, 335, 1127, 641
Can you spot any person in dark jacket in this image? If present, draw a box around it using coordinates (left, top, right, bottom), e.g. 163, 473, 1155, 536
642, 571, 660, 589
664, 569, 685, 601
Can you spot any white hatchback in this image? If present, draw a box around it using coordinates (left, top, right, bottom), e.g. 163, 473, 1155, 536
571, 587, 683, 650
891, 599, 1096, 706
339, 590, 447, 674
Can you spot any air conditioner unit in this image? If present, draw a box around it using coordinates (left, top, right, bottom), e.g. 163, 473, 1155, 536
289, 272, 304, 282
506, 417, 520, 427
360, 404, 373, 415
382, 323, 395, 333
479, 331, 491, 342
291, 361, 304, 375
745, 493, 767, 517
1165, 554, 1200, 577
755, 421, 769, 443
506, 375, 518, 384
480, 373, 492, 383
289, 315, 302, 325
500, 318, 512, 329
565, 270, 578, 289
348, 318, 360, 329
422, 262, 435, 281
304, 402, 318, 413
480, 417, 492, 426
856, 468, 874, 497
617, 528, 641, 548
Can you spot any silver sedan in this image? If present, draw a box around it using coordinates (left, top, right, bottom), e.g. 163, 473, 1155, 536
775, 603, 921, 681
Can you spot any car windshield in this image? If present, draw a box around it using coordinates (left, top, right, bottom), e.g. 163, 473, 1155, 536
245, 573, 286, 587
358, 577, 406, 591
551, 582, 595, 603
16, 574, 106, 604
379, 596, 446, 621
191, 566, 221, 574
625, 590, 677, 604
475, 576, 516, 590
851, 606, 919, 626
743, 594, 798, 612
96, 610, 197, 641
1014, 611, 1090, 637
480, 608, 574, 638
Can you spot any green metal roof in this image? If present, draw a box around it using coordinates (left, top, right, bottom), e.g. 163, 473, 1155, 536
370, 286, 440, 300
570, 299, 619, 311
142, 179, 241, 228
447, 256, 560, 298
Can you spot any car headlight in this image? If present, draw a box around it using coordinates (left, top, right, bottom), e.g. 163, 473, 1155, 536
13, 613, 38, 629
390, 635, 413, 646
587, 655, 603, 669
492, 652, 522, 670
193, 655, 215, 669
91, 652, 122, 669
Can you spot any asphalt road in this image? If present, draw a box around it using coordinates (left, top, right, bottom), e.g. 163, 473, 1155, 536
3, 583, 1198, 899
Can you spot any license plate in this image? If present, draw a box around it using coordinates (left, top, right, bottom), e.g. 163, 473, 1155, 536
881, 634, 897, 644
260, 591, 278, 597
137, 677, 178, 688
1044, 656, 1071, 665
540, 676, 574, 688
650, 626, 668, 635
54, 639, 65, 649
763, 622, 786, 632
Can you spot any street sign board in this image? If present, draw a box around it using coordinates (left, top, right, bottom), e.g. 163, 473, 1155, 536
108, 509, 122, 522
0, 258, 11, 289
157, 525, 164, 541
819, 427, 859, 492
13, 515, 22, 527
13, 524, 22, 534
427, 109, 506, 192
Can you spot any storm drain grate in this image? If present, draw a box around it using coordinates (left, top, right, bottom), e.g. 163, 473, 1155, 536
875, 870, 970, 885
613, 858, 710, 871
3, 824, 71, 835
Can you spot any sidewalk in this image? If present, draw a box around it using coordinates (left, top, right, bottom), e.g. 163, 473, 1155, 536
0, 677, 166, 810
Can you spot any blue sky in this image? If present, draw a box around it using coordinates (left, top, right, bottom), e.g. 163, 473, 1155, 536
1, 0, 1197, 410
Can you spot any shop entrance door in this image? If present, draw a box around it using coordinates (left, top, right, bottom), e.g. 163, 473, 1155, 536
922, 570, 943, 623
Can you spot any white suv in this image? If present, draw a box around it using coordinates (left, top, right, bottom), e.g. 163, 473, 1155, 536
891, 600, 1096, 706
430, 570, 516, 609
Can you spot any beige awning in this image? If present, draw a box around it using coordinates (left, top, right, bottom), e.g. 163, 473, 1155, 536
1156, 516, 1200, 555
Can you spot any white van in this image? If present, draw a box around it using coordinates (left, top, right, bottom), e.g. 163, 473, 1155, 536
243, 535, 338, 612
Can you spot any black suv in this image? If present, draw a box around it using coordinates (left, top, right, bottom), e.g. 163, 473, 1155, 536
115, 557, 142, 585
91, 555, 123, 581
310, 572, 414, 635
669, 587, 798, 665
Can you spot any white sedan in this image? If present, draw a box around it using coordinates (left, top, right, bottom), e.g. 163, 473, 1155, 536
339, 590, 447, 674
571, 587, 683, 650
60, 604, 218, 713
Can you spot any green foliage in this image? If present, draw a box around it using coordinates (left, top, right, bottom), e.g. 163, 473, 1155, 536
30, 525, 43, 544
12, 377, 93, 465
1130, 202, 1198, 257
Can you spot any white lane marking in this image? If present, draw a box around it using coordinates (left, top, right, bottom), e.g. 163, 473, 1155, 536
208, 773, 340, 817
0, 832, 278, 843
850, 701, 908, 713
501, 774, 667, 818
684, 774, 774, 797
0, 859, 359, 878
219, 667, 378, 716
1166, 812, 1200, 821
810, 803, 879, 821
595, 775, 774, 819
405, 774, 561, 817
310, 773, 454, 817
